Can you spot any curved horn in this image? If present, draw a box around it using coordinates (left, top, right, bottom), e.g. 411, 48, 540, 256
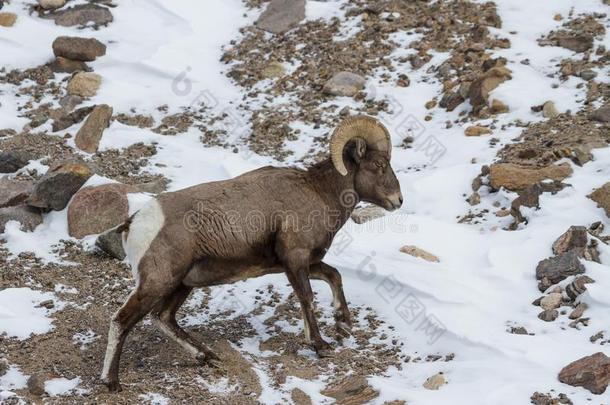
330, 115, 392, 176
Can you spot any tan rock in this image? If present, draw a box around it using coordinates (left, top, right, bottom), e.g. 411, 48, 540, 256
559, 352, 610, 394
261, 61, 285, 79
489, 163, 572, 191
75, 104, 113, 153
67, 72, 101, 98
423, 373, 446, 390
465, 125, 491, 136
27, 160, 93, 211
425, 100, 437, 109
569, 302, 588, 320
38, 0, 66, 9
540, 293, 562, 310
399, 245, 440, 263
490, 99, 509, 114
0, 12, 17, 27
468, 66, 512, 113
589, 182, 610, 217
542, 101, 559, 118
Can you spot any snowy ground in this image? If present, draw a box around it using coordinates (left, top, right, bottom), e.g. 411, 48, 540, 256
1, 0, 610, 404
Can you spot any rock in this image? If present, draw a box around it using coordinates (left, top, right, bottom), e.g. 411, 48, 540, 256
291, 388, 312, 405
27, 161, 93, 211
425, 100, 437, 110
75, 104, 113, 153
0, 12, 16, 27
552, 226, 588, 256
467, 192, 480, 206
468, 66, 512, 113
0, 205, 42, 233
489, 163, 572, 191
48, 56, 89, 74
439, 91, 464, 112
588, 182, 610, 217
321, 375, 379, 404
52, 36, 106, 62
495, 209, 510, 217
558, 352, 610, 394
27, 373, 47, 396
0, 178, 33, 208
565, 275, 595, 301
255, 0, 305, 34
540, 293, 562, 310
399, 245, 440, 263
536, 251, 586, 290
137, 178, 168, 194
569, 302, 588, 320
351, 206, 386, 224
538, 309, 559, 322
423, 373, 446, 390
323, 72, 366, 97
261, 61, 285, 79
465, 125, 491, 136
590, 104, 610, 123
52, 4, 113, 27
557, 34, 594, 53
95, 226, 126, 260
52, 105, 94, 132
0, 151, 30, 173
509, 326, 529, 335
581, 70, 598, 81
67, 183, 136, 238
490, 99, 509, 114
58, 95, 83, 112
514, 183, 542, 209
542, 101, 559, 118
38, 0, 66, 10
67, 72, 102, 98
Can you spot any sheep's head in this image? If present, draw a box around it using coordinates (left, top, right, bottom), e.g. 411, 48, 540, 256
330, 116, 403, 211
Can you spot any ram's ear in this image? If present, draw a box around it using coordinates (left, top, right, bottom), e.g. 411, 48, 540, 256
348, 137, 367, 165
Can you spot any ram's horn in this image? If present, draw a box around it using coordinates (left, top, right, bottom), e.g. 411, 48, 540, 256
329, 115, 391, 176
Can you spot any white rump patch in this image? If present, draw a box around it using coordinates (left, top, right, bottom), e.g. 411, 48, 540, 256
124, 199, 165, 282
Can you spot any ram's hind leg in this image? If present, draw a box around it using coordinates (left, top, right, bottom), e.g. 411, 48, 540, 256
309, 262, 352, 338
152, 284, 220, 366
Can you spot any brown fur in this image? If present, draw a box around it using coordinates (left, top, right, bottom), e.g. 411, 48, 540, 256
101, 142, 402, 391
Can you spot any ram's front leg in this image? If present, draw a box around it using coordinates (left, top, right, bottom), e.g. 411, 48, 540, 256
283, 249, 333, 357
309, 262, 352, 338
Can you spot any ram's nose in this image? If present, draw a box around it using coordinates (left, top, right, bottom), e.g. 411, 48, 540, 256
387, 192, 403, 210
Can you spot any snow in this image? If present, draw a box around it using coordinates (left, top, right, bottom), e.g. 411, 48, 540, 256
0, 288, 58, 339
0, 365, 28, 400
1, 0, 610, 403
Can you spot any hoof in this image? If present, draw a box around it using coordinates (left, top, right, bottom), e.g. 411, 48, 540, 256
335, 321, 352, 338
103, 379, 122, 393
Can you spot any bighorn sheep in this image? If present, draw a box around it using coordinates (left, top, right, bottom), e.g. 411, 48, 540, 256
101, 115, 403, 391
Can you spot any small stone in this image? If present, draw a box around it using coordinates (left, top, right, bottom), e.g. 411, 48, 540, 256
489, 163, 572, 191
558, 352, 610, 394
27, 160, 93, 211
351, 206, 386, 224
495, 209, 510, 217
52, 4, 113, 27
52, 36, 106, 62
67, 183, 136, 238
542, 101, 559, 118
0, 12, 16, 27
261, 61, 285, 79
96, 226, 126, 260
490, 99, 509, 114
38, 0, 66, 9
0, 178, 33, 208
52, 105, 94, 132
580, 70, 598, 81
323, 72, 366, 97
399, 245, 440, 263
509, 326, 529, 335
536, 251, 586, 290
67, 72, 101, 98
48, 57, 89, 74
591, 104, 610, 123
255, 0, 305, 34
467, 192, 480, 206
557, 34, 594, 53
569, 303, 588, 320
75, 104, 113, 153
0, 205, 43, 233
321, 375, 379, 404
37, 299, 54, 309
0, 151, 30, 173
552, 226, 588, 256
465, 125, 491, 136
136, 178, 168, 194
540, 293, 562, 310
538, 309, 558, 322
59, 95, 83, 112
423, 373, 446, 390
425, 100, 437, 109
588, 182, 610, 217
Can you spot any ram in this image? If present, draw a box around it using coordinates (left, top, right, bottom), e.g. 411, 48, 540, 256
101, 115, 403, 391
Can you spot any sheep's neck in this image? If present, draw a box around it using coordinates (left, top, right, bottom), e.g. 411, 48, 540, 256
306, 158, 358, 227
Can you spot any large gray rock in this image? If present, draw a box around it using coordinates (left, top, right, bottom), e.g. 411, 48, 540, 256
323, 72, 366, 97
536, 250, 586, 291
52, 4, 113, 27
0, 151, 30, 173
0, 178, 33, 208
96, 227, 125, 260
52, 36, 106, 62
0, 205, 43, 233
559, 352, 610, 394
591, 104, 610, 123
256, 0, 305, 34
75, 104, 113, 153
67, 183, 135, 238
27, 161, 93, 211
